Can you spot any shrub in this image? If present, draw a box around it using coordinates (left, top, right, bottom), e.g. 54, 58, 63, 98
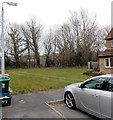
83, 70, 104, 77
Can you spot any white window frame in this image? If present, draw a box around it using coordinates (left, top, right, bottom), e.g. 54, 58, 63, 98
105, 58, 113, 68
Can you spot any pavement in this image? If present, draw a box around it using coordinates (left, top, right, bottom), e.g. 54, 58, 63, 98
47, 100, 97, 119
2, 89, 97, 119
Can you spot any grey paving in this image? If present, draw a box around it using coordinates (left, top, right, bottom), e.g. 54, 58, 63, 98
2, 89, 97, 119
49, 101, 97, 119
2, 89, 64, 118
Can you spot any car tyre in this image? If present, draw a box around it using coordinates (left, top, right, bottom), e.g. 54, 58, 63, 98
64, 92, 76, 109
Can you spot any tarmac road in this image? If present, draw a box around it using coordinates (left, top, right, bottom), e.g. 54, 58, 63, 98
2, 89, 97, 119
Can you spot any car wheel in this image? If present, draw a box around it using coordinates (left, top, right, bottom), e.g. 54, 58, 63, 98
64, 92, 76, 109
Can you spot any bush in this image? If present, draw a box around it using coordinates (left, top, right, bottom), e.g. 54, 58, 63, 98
83, 70, 104, 77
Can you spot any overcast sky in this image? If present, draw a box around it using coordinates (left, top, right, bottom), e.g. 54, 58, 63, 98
0, 0, 112, 28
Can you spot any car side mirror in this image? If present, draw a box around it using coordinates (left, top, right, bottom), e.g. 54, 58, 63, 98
79, 83, 84, 88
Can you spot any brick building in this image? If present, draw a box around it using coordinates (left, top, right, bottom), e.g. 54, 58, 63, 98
98, 28, 113, 73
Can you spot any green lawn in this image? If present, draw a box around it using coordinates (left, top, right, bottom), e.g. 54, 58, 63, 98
6, 67, 90, 95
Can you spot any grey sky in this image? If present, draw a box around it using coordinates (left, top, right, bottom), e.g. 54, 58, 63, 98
0, 0, 112, 28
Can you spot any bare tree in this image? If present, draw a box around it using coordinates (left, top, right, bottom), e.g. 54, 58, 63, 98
43, 27, 58, 67
8, 23, 27, 68
52, 33, 58, 66
21, 25, 32, 68
51, 9, 107, 67
44, 29, 53, 67
55, 23, 76, 67
27, 18, 42, 67
69, 9, 103, 65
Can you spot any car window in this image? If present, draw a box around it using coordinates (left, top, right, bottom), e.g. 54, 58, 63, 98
83, 77, 107, 90
106, 78, 113, 92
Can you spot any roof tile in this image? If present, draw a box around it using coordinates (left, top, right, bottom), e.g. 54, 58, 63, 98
98, 48, 113, 58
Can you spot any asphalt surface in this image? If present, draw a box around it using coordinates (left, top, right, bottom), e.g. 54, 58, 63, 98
48, 100, 97, 119
2, 89, 97, 119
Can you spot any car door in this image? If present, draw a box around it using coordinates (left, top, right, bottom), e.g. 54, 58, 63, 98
100, 78, 113, 119
77, 77, 107, 118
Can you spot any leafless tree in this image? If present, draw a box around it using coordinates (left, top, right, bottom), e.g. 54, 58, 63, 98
69, 9, 103, 65
21, 25, 32, 68
3, 9, 109, 68
51, 9, 107, 67
55, 23, 76, 67
43, 28, 58, 67
44, 29, 53, 67
27, 18, 42, 67
8, 23, 27, 67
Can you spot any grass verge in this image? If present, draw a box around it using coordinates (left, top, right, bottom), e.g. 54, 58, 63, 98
6, 67, 90, 95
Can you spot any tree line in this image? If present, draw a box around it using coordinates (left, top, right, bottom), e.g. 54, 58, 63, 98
1, 9, 110, 68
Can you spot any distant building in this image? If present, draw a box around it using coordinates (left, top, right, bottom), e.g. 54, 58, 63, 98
98, 28, 113, 73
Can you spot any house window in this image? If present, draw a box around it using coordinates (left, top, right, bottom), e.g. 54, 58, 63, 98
112, 40, 113, 47
110, 58, 113, 67
105, 59, 109, 67
105, 58, 113, 68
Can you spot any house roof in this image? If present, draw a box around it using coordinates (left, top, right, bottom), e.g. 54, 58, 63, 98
105, 28, 113, 40
98, 48, 113, 58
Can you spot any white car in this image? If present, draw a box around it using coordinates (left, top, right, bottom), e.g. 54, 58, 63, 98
64, 74, 113, 119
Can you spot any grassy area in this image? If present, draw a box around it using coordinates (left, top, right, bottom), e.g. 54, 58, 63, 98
6, 67, 90, 95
